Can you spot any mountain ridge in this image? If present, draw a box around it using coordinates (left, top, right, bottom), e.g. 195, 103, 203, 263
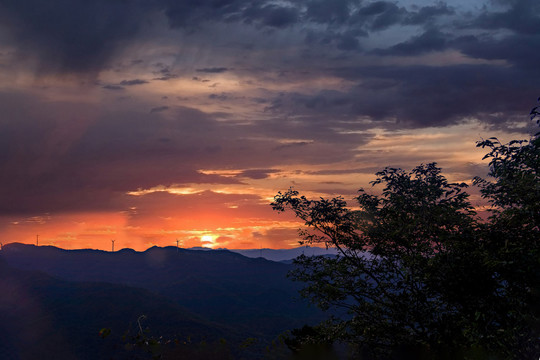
1, 242, 339, 262
0, 242, 328, 359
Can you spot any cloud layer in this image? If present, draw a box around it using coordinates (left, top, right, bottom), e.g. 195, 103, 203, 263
0, 0, 538, 249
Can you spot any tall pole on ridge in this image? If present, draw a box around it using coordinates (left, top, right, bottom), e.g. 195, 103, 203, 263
111, 239, 115, 252
176, 239, 180, 252
36, 234, 39, 246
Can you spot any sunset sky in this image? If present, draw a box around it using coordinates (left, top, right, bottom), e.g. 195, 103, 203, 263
0, 0, 538, 251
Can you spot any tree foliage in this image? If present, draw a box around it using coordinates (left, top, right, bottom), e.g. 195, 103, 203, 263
273, 103, 540, 359
471, 103, 540, 358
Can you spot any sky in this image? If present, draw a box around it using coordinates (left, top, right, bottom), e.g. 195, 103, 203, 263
0, 0, 538, 251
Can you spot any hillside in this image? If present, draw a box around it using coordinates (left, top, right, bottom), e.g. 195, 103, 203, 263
228, 246, 339, 262
0, 244, 326, 359
0, 257, 235, 360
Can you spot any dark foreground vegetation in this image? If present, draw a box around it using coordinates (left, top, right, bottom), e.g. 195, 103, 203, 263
272, 102, 540, 359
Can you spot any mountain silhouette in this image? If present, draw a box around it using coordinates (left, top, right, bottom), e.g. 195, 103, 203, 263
226, 246, 339, 262
0, 243, 326, 359
0, 256, 233, 360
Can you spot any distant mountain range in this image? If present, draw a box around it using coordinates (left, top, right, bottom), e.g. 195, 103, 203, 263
0, 243, 332, 359
189, 245, 339, 262
0, 257, 227, 360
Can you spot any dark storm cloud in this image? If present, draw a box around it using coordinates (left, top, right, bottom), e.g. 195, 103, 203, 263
454, 33, 540, 69
153, 67, 179, 81
0, 0, 509, 80
404, 3, 455, 25
192, 77, 211, 83
242, 3, 300, 28
0, 0, 152, 74
271, 141, 313, 151
302, 1, 457, 52
163, 0, 302, 29
0, 0, 470, 78
150, 106, 169, 113
237, 169, 280, 180
119, 79, 149, 86
0, 0, 302, 75
302, 90, 353, 111
209, 93, 229, 101
102, 85, 125, 91
269, 62, 537, 129
358, 1, 395, 16
196, 67, 229, 73
372, 29, 448, 56
354, 1, 407, 31
366, 1, 540, 69
161, 0, 245, 28
153, 74, 179, 81
360, 63, 538, 129
336, 30, 363, 51
305, 0, 358, 24
302, 167, 383, 176
472, 0, 540, 34
304, 0, 454, 28
102, 79, 149, 90
254, 0, 539, 130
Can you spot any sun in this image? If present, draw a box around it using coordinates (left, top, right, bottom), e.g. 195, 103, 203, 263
201, 235, 215, 247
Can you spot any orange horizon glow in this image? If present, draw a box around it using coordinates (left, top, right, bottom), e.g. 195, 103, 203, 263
0, 208, 307, 252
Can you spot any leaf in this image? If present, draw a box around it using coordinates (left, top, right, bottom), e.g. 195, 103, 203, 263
99, 327, 111, 339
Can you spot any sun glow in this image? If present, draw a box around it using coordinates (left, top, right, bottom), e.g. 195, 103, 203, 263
201, 235, 216, 247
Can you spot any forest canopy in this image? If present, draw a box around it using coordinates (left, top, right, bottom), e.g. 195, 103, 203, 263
272, 102, 540, 359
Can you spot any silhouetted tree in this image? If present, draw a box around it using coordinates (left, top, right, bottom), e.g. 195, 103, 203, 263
470, 101, 540, 358
273, 102, 540, 359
